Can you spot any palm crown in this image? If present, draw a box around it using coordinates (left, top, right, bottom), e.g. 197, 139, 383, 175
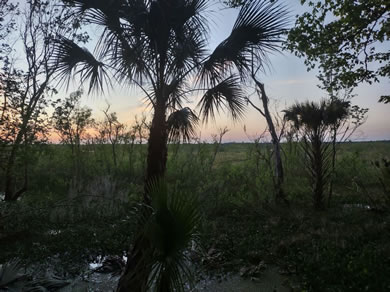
52, 0, 290, 200
53, 0, 289, 124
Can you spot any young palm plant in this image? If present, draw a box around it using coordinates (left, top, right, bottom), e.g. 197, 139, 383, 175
51, 0, 289, 290
284, 100, 349, 210
142, 180, 200, 292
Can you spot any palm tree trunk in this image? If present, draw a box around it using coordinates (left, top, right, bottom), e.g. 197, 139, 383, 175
117, 100, 168, 292
144, 100, 168, 202
116, 233, 152, 292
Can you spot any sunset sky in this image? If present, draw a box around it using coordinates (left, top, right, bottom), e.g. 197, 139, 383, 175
68, 1, 389, 142
13, 0, 389, 142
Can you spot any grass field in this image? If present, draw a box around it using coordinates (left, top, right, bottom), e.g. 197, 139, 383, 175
1, 141, 389, 291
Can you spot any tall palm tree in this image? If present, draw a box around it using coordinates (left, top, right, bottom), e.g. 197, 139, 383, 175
52, 0, 289, 290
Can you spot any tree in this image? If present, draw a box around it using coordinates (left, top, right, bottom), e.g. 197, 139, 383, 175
246, 75, 286, 203
132, 180, 200, 292
52, 0, 289, 290
327, 93, 368, 206
284, 99, 354, 210
0, 0, 18, 74
51, 90, 94, 188
0, 0, 18, 61
223, 0, 289, 203
0, 1, 84, 201
99, 104, 126, 167
0, 70, 51, 201
287, 0, 390, 102
210, 126, 229, 171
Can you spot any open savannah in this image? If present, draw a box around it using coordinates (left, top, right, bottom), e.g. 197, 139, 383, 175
1, 0, 389, 291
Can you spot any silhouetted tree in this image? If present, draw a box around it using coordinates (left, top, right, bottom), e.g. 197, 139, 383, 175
51, 90, 94, 188
0, 1, 82, 201
246, 76, 286, 203
52, 0, 289, 290
100, 104, 126, 167
284, 99, 350, 210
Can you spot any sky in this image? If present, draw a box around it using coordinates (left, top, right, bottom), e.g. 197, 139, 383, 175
71, 0, 390, 142
8, 0, 390, 142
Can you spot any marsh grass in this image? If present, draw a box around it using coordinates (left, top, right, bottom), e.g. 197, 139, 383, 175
0, 141, 389, 291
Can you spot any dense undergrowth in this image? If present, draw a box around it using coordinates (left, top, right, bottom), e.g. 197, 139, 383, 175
0, 141, 389, 291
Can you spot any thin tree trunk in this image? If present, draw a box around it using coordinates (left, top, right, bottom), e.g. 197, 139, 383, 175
112, 142, 117, 167
4, 127, 27, 201
4, 145, 18, 201
128, 140, 135, 176
312, 137, 324, 210
328, 126, 337, 207
252, 78, 285, 203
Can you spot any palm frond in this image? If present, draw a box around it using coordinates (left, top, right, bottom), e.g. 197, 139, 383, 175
0, 260, 25, 288
166, 29, 207, 77
168, 0, 210, 38
110, 37, 151, 86
52, 37, 110, 94
167, 78, 188, 110
284, 99, 351, 132
325, 99, 350, 124
61, 0, 124, 14
201, 0, 290, 82
167, 107, 199, 143
140, 179, 200, 292
198, 75, 246, 122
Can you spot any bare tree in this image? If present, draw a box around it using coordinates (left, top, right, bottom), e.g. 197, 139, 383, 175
246, 76, 286, 203
210, 126, 229, 171
0, 1, 81, 201
100, 104, 125, 167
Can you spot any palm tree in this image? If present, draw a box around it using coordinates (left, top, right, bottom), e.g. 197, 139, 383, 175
135, 180, 200, 292
52, 0, 289, 290
284, 99, 349, 210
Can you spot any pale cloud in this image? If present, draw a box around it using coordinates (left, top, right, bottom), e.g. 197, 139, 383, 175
270, 78, 317, 86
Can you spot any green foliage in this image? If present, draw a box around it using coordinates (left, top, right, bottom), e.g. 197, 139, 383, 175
1, 141, 389, 291
202, 204, 390, 292
287, 0, 390, 95
293, 236, 390, 292
131, 180, 200, 292
284, 99, 352, 209
51, 90, 94, 147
